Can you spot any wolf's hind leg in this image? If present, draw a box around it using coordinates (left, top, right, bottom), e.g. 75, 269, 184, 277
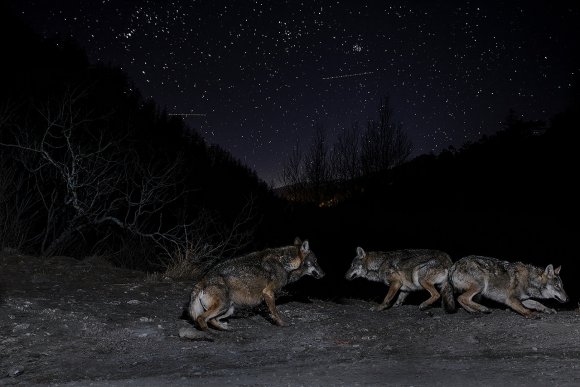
208, 305, 235, 330
457, 285, 490, 313
418, 280, 441, 310
521, 299, 556, 314
196, 289, 230, 331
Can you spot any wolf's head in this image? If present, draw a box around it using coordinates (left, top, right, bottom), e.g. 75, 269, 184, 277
540, 264, 569, 303
345, 246, 367, 280
299, 250, 325, 279
280, 237, 311, 271
287, 238, 325, 282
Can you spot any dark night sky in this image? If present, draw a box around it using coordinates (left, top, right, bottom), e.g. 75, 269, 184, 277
9, 1, 579, 184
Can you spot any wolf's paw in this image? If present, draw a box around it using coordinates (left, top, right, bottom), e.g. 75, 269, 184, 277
480, 307, 491, 314
371, 305, 387, 312
544, 308, 557, 314
274, 319, 289, 327
209, 320, 229, 331
419, 302, 432, 311
196, 317, 209, 331
524, 312, 540, 319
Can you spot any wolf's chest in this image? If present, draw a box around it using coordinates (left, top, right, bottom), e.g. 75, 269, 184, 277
388, 268, 422, 290
401, 273, 422, 290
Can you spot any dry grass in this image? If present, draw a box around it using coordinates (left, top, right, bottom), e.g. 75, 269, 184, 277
162, 249, 208, 280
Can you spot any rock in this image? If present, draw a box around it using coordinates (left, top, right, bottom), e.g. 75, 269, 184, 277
8, 367, 23, 377
13, 323, 30, 332
466, 335, 479, 344
178, 327, 213, 342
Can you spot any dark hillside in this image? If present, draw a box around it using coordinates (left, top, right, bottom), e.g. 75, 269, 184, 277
282, 105, 579, 304
0, 6, 279, 268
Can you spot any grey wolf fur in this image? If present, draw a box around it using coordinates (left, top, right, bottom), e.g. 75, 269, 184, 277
189, 238, 324, 331
345, 247, 455, 312
450, 255, 569, 317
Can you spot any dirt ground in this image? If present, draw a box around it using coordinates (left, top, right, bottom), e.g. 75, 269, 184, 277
1, 253, 580, 386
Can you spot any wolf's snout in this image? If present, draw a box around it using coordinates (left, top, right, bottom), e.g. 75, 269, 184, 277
556, 294, 569, 303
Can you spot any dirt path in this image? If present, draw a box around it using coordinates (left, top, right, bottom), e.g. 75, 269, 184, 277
1, 254, 580, 386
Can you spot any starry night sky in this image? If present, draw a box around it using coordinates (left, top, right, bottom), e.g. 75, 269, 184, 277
10, 1, 579, 184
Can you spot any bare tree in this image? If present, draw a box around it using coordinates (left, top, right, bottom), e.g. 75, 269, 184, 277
361, 97, 412, 175
280, 138, 305, 201
0, 90, 133, 255
304, 124, 331, 203
331, 122, 362, 182
279, 98, 412, 204
0, 102, 41, 252
280, 125, 331, 203
0, 88, 254, 264
0, 158, 39, 252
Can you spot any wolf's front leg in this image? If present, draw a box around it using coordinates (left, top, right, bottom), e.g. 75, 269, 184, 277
262, 288, 288, 326
393, 290, 410, 307
374, 281, 402, 311
505, 297, 537, 318
522, 299, 556, 314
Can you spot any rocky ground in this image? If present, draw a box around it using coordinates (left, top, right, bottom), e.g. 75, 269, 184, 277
1, 253, 580, 386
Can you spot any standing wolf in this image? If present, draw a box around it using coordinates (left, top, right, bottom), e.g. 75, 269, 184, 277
189, 238, 324, 331
450, 255, 568, 317
345, 247, 455, 312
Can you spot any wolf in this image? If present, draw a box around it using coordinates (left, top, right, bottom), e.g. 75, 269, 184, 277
345, 247, 455, 312
189, 238, 324, 331
449, 255, 568, 317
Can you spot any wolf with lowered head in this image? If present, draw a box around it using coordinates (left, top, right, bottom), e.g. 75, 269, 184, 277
189, 238, 324, 331
345, 247, 455, 312
450, 255, 568, 317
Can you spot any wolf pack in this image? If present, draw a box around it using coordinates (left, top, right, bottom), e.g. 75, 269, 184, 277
189, 238, 569, 331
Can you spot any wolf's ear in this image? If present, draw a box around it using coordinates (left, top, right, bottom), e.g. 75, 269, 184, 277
294, 237, 302, 246
356, 247, 366, 259
301, 240, 310, 254
544, 264, 555, 277
554, 265, 562, 275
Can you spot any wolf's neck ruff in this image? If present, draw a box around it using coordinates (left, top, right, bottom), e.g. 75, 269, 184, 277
363, 266, 383, 282
280, 251, 302, 271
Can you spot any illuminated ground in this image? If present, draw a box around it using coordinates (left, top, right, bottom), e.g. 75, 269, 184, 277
1, 253, 579, 386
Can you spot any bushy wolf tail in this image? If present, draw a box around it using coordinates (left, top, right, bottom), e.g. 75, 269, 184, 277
441, 271, 456, 313
188, 282, 206, 323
